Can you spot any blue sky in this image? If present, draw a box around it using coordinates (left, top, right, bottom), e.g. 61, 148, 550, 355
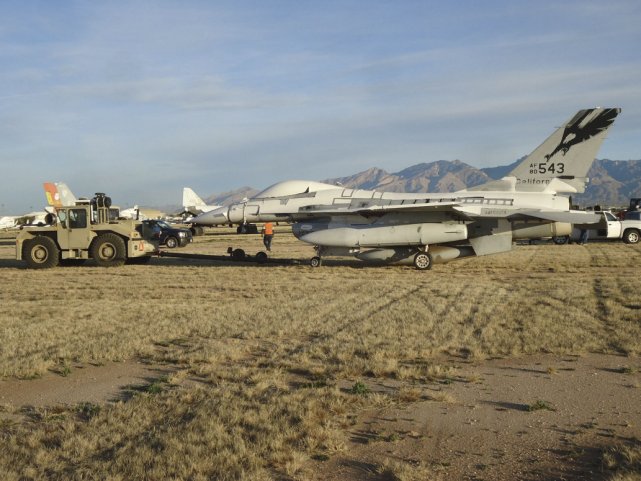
1, 0, 640, 212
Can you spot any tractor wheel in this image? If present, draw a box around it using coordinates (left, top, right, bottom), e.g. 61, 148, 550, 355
23, 236, 60, 269
91, 233, 126, 267
413, 252, 433, 270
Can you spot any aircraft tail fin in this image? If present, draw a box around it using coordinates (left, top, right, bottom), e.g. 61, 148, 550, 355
43, 182, 78, 207
508, 108, 621, 193
183, 187, 206, 208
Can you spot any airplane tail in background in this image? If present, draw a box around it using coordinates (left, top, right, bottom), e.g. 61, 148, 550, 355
43, 182, 78, 207
509, 107, 621, 193
183, 187, 206, 208
470, 108, 621, 194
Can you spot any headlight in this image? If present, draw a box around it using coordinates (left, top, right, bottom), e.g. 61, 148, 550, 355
178, 232, 186, 237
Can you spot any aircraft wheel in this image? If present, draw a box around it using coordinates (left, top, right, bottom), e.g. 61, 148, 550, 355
552, 235, 569, 245
23, 236, 60, 269
165, 236, 178, 248
91, 233, 126, 267
623, 229, 640, 244
310, 256, 322, 268
231, 248, 246, 260
413, 252, 433, 270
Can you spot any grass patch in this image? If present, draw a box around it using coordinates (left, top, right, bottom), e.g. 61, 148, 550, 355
601, 438, 641, 479
528, 400, 556, 412
146, 375, 169, 394
350, 381, 370, 396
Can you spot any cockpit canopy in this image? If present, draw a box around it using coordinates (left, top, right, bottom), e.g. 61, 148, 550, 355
254, 180, 337, 199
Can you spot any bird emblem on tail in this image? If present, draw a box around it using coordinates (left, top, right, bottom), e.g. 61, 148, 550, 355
544, 108, 619, 161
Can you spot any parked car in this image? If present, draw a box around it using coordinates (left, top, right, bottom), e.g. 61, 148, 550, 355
142, 220, 193, 248
569, 211, 641, 244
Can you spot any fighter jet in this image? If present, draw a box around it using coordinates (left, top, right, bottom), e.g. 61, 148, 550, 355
192, 108, 620, 269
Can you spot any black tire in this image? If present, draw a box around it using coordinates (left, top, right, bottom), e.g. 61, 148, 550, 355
413, 252, 432, 270
59, 259, 86, 266
231, 248, 246, 260
165, 236, 178, 249
552, 235, 569, 245
91, 233, 126, 267
126, 256, 152, 265
255, 251, 268, 263
310, 256, 322, 268
23, 236, 60, 269
237, 224, 247, 234
623, 229, 640, 244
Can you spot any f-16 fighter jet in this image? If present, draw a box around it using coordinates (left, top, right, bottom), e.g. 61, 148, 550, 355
193, 108, 620, 269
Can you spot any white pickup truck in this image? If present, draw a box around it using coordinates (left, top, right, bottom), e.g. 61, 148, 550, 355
569, 210, 641, 244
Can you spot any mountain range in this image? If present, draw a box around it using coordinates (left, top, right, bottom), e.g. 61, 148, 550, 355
203, 158, 641, 208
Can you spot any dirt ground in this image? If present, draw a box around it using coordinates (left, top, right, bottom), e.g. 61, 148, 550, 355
325, 354, 641, 481
1, 352, 639, 480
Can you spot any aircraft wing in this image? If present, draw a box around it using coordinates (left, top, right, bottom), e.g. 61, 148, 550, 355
297, 201, 462, 216
513, 210, 602, 223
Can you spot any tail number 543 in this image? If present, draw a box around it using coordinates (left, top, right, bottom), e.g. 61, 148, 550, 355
530, 163, 565, 174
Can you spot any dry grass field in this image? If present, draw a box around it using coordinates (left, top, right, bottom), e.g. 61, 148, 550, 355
1, 227, 640, 480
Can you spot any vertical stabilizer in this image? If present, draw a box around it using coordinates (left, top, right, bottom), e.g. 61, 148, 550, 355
509, 108, 620, 192
183, 187, 206, 208
43, 182, 78, 207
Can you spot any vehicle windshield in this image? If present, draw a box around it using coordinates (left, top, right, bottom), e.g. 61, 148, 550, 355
155, 220, 171, 229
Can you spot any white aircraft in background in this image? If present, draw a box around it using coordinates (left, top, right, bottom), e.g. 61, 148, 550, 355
118, 206, 147, 220
192, 108, 621, 269
0, 216, 19, 229
1, 210, 52, 229
182, 187, 221, 219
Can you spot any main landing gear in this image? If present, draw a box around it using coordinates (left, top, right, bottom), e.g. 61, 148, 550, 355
413, 251, 433, 270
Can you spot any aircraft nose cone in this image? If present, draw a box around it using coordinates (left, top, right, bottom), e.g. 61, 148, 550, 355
192, 206, 228, 226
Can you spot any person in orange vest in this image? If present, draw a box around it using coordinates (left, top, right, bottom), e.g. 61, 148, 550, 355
261, 222, 274, 251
